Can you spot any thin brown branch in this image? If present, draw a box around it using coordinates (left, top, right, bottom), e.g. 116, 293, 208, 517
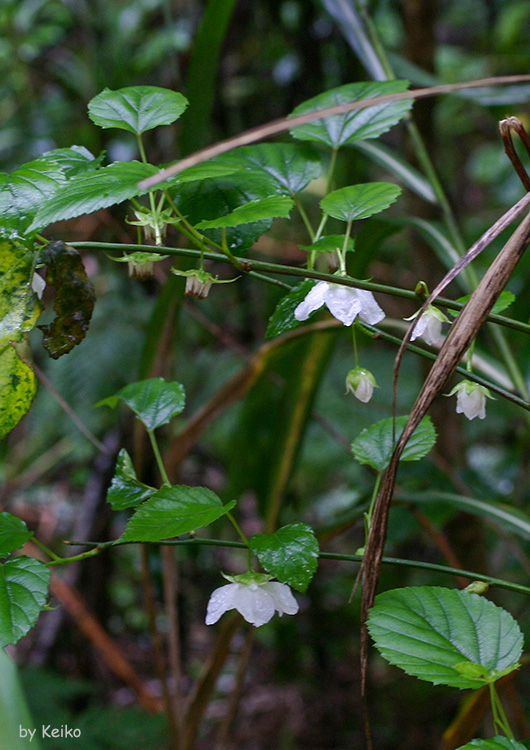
139, 75, 530, 189
361, 207, 530, 697
499, 117, 530, 191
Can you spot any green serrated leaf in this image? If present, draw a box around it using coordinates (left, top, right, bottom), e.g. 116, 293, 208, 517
166, 161, 242, 184
456, 738, 529, 750
351, 415, 436, 471
249, 523, 319, 593
0, 159, 66, 234
120, 486, 236, 542
300, 235, 354, 256
454, 290, 515, 317
27, 161, 159, 233
0, 513, 32, 557
0, 557, 50, 647
97, 377, 185, 431
107, 449, 156, 510
265, 279, 313, 339
289, 80, 412, 148
41, 145, 104, 177
171, 171, 281, 253
214, 143, 322, 195
367, 586, 523, 690
195, 195, 294, 229
37, 242, 96, 359
88, 86, 188, 135
320, 183, 401, 223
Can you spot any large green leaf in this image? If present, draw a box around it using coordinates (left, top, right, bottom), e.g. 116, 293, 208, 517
351, 415, 436, 471
41, 145, 104, 177
0, 239, 38, 438
367, 587, 523, 689
171, 172, 281, 252
249, 523, 319, 593
0, 158, 66, 234
107, 449, 156, 511
265, 279, 314, 340
165, 161, 242, 184
195, 195, 294, 229
88, 86, 188, 135
214, 143, 323, 195
320, 183, 401, 222
0, 557, 50, 647
456, 739, 529, 750
0, 514, 33, 557
27, 161, 159, 233
120, 486, 236, 542
98, 377, 185, 431
38, 242, 96, 359
289, 80, 412, 148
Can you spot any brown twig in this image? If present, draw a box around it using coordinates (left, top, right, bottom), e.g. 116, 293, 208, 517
499, 116, 530, 191
139, 75, 530, 190
360, 207, 530, 700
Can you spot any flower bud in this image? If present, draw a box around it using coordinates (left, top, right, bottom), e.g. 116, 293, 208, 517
345, 367, 378, 403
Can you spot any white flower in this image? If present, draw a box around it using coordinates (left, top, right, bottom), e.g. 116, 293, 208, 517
205, 573, 299, 627
294, 281, 385, 327
31, 272, 46, 299
345, 367, 378, 403
171, 268, 237, 299
406, 305, 450, 346
448, 380, 494, 420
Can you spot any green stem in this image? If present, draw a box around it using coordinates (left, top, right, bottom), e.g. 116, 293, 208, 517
352, 325, 359, 366
227, 512, 252, 569
339, 219, 353, 275
32, 537, 62, 562
59, 537, 530, 596
69, 243, 530, 337
147, 428, 171, 487
489, 682, 514, 738
327, 147, 339, 194
313, 212, 328, 243
294, 196, 315, 243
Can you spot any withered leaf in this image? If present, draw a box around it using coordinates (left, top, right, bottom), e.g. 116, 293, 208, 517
38, 241, 96, 358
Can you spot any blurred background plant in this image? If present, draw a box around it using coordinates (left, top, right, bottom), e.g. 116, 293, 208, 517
4, 1, 530, 748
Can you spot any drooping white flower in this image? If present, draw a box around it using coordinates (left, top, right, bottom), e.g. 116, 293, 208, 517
448, 380, 494, 420
31, 272, 46, 299
345, 367, 378, 403
171, 268, 238, 299
294, 281, 385, 327
205, 573, 299, 627
406, 305, 450, 346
